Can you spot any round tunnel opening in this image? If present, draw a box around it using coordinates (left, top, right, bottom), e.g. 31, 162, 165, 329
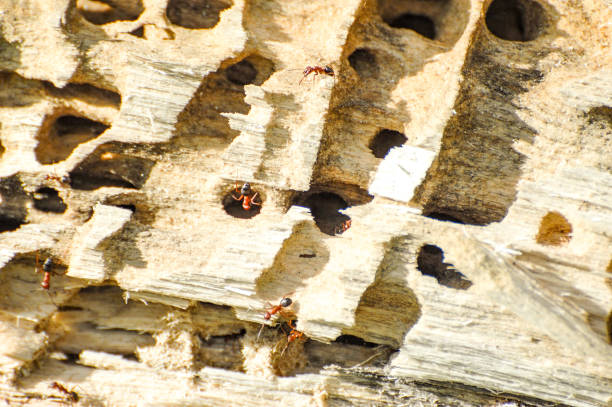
300, 192, 350, 236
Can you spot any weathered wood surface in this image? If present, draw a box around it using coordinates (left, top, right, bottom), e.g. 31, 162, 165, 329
0, 0, 611, 406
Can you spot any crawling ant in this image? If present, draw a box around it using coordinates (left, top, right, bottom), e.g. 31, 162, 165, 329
257, 296, 294, 341
36, 255, 66, 292
40, 257, 53, 290
281, 320, 305, 355
286, 320, 304, 343
232, 182, 262, 211
264, 297, 293, 320
50, 381, 79, 403
36, 255, 56, 290
44, 173, 71, 187
299, 65, 335, 85
334, 219, 351, 235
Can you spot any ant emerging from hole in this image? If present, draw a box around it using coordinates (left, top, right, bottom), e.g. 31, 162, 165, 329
232, 182, 262, 211
286, 320, 304, 343
281, 320, 305, 356
299, 65, 335, 85
257, 296, 294, 341
50, 381, 79, 403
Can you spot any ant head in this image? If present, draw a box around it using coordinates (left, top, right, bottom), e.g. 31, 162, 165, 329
324, 66, 334, 75
241, 183, 251, 195
43, 258, 53, 272
280, 297, 292, 307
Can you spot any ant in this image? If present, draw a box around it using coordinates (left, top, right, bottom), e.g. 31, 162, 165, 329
280, 320, 305, 355
334, 219, 351, 235
286, 320, 304, 343
38, 255, 54, 290
264, 297, 293, 320
232, 182, 262, 211
36, 255, 66, 292
50, 381, 79, 403
299, 65, 335, 85
44, 173, 71, 187
257, 296, 294, 341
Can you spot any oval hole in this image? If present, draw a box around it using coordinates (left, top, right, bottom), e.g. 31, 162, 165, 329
485, 0, 547, 41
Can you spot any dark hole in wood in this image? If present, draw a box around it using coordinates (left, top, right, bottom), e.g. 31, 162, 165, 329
166, 0, 232, 29
334, 334, 379, 348
77, 0, 144, 25
369, 129, 407, 159
62, 353, 80, 364
587, 106, 612, 126
387, 13, 436, 39
54, 116, 108, 137
0, 176, 28, 232
33, 187, 67, 213
0, 216, 24, 233
225, 60, 258, 86
129, 26, 145, 37
42, 83, 122, 107
114, 204, 136, 212
222, 186, 262, 219
485, 0, 547, 41
36, 115, 109, 165
348, 48, 378, 78
416, 244, 472, 289
69, 148, 154, 191
299, 192, 350, 236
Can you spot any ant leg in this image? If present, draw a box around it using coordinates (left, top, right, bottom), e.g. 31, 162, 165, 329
256, 323, 265, 342
277, 309, 294, 320
232, 193, 243, 201
279, 322, 292, 355
281, 342, 290, 356
251, 192, 261, 206
234, 182, 243, 195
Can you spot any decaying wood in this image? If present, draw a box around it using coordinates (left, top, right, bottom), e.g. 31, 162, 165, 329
0, 0, 611, 406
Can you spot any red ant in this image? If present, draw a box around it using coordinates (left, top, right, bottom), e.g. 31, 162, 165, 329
264, 297, 293, 320
36, 255, 66, 292
334, 219, 351, 235
232, 182, 261, 211
286, 320, 304, 343
50, 381, 79, 403
280, 320, 305, 355
299, 65, 335, 85
37, 255, 54, 290
44, 173, 71, 187
257, 296, 294, 341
